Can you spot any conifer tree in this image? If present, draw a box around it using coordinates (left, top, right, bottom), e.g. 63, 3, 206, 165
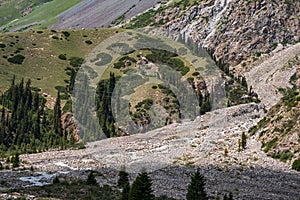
186, 169, 208, 200
129, 171, 154, 200
118, 168, 129, 187
12, 153, 20, 168
87, 171, 97, 185
118, 167, 130, 200
54, 92, 62, 136
241, 132, 247, 150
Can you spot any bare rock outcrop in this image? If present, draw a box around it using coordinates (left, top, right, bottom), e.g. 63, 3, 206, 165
61, 112, 81, 142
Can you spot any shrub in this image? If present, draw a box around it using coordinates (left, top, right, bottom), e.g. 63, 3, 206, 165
7, 54, 25, 64
0, 43, 6, 48
58, 54, 67, 60
53, 176, 60, 184
263, 137, 278, 153
113, 61, 125, 69
119, 56, 137, 63
55, 85, 67, 93
62, 31, 70, 37
69, 57, 84, 68
85, 40, 93, 45
52, 36, 59, 40
192, 72, 200, 76
36, 30, 43, 34
292, 158, 300, 171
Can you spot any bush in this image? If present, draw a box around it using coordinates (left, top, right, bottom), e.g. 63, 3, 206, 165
62, 31, 70, 37
52, 36, 59, 40
192, 72, 200, 76
0, 43, 6, 48
7, 54, 25, 64
53, 176, 60, 184
292, 158, 300, 171
58, 54, 67, 60
55, 85, 67, 93
113, 61, 125, 69
69, 57, 84, 68
85, 40, 93, 45
119, 56, 137, 63
36, 30, 43, 34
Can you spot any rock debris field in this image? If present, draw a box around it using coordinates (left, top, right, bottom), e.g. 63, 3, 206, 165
0, 103, 299, 199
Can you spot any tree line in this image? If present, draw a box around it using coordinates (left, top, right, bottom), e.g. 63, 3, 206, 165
0, 77, 78, 157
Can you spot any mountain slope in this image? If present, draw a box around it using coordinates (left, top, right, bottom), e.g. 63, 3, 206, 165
0, 29, 117, 97
0, 0, 83, 32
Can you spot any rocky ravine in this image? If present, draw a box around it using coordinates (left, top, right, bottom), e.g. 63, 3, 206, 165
0, 103, 297, 199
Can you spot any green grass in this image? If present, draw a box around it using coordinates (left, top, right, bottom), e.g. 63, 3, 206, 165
0, 28, 118, 96
1, 0, 84, 32
0, 0, 54, 28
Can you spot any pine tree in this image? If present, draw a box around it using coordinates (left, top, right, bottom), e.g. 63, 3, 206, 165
228, 192, 233, 200
87, 171, 97, 185
121, 183, 130, 200
186, 169, 208, 200
53, 92, 62, 136
12, 153, 20, 168
129, 171, 154, 200
118, 168, 129, 187
118, 167, 130, 200
241, 132, 247, 150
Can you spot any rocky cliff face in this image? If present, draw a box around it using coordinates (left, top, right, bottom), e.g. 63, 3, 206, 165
157, 0, 300, 66
61, 112, 81, 142
153, 0, 299, 68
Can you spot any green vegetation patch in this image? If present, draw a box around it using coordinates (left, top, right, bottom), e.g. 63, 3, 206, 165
7, 54, 25, 64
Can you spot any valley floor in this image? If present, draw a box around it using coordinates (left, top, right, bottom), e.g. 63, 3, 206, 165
1, 103, 299, 199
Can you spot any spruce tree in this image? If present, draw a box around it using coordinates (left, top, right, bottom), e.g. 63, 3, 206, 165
121, 182, 130, 200
87, 171, 97, 185
54, 92, 62, 136
186, 169, 208, 200
129, 171, 154, 200
12, 153, 20, 168
118, 167, 130, 200
118, 168, 129, 187
241, 132, 247, 150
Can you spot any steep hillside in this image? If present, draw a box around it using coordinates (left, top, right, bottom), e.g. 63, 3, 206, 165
120, 0, 300, 170
249, 60, 300, 169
